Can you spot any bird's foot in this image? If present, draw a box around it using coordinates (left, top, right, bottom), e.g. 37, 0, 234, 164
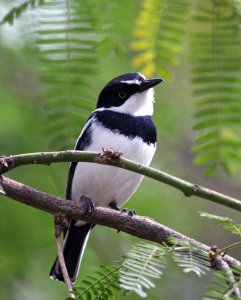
80, 195, 95, 215
120, 208, 137, 217
116, 208, 136, 234
128, 209, 137, 217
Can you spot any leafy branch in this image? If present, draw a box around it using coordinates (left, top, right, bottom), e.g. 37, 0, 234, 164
0, 150, 241, 211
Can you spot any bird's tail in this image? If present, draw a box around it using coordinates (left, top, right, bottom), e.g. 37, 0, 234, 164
49, 221, 93, 284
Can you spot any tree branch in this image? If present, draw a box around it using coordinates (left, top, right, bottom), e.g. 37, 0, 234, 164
1, 175, 240, 270
0, 150, 241, 211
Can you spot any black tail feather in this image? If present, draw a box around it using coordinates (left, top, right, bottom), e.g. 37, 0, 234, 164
49, 221, 93, 283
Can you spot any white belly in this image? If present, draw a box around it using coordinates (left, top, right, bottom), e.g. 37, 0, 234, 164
71, 123, 156, 207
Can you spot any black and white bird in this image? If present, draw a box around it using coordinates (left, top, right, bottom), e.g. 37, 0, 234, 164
50, 72, 163, 284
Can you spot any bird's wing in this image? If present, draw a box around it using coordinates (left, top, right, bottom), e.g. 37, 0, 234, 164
65, 114, 94, 200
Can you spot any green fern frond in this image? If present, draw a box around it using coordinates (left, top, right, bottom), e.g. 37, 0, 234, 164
191, 0, 241, 176
173, 247, 210, 278
130, 0, 190, 78
36, 0, 100, 150
170, 238, 210, 277
0, 0, 43, 25
94, 1, 138, 57
202, 266, 241, 300
74, 242, 166, 299
200, 212, 241, 237
119, 242, 166, 298
74, 239, 238, 299
73, 264, 121, 300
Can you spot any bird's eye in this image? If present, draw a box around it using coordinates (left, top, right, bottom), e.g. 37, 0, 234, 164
118, 91, 126, 99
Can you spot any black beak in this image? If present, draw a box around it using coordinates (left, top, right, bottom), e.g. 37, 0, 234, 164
139, 78, 163, 92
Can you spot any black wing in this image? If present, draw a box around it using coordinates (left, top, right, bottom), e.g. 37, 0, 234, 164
65, 117, 93, 200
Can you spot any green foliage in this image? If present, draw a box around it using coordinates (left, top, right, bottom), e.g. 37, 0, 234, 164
131, 0, 190, 78
0, 0, 43, 25
202, 266, 241, 300
73, 243, 166, 299
73, 236, 241, 299
171, 239, 210, 277
2, 0, 240, 175
1, 0, 241, 299
71, 264, 121, 300
74, 241, 212, 299
119, 242, 166, 297
200, 212, 241, 236
94, 1, 138, 57
35, 0, 138, 150
36, 0, 100, 150
131, 0, 241, 176
191, 0, 241, 176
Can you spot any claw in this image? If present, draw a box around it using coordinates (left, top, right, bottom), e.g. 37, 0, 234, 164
128, 209, 136, 217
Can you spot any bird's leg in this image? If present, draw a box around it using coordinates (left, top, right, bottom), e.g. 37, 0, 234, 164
119, 207, 137, 216
109, 200, 120, 211
109, 202, 136, 234
80, 194, 95, 215
110, 201, 123, 234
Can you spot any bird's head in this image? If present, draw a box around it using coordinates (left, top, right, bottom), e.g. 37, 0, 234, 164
97, 72, 163, 116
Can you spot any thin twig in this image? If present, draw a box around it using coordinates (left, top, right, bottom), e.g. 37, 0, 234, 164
0, 150, 241, 211
214, 241, 241, 257
54, 215, 75, 297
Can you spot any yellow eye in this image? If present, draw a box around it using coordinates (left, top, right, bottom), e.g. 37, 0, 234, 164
118, 91, 126, 99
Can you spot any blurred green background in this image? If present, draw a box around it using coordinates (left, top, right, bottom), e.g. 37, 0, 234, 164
0, 0, 240, 299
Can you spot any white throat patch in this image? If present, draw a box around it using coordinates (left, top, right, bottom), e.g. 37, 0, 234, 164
107, 88, 155, 116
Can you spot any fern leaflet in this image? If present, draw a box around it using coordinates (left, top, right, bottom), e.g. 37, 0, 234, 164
72, 264, 121, 300
131, 0, 190, 78
203, 266, 241, 300
119, 242, 166, 298
191, 0, 241, 176
36, 0, 100, 150
170, 238, 210, 277
200, 212, 241, 237
0, 0, 43, 25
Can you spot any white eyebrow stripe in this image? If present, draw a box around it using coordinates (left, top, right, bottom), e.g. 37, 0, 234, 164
120, 79, 141, 85
138, 72, 146, 80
